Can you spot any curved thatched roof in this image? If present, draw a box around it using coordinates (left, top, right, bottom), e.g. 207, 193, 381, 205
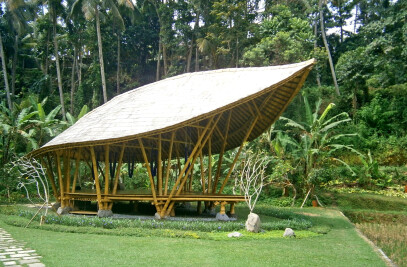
32, 59, 315, 159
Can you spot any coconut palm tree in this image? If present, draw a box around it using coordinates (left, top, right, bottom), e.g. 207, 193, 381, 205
70, 0, 134, 103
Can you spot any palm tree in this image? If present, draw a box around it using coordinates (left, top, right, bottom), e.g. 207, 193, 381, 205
49, 0, 66, 120
71, 0, 134, 103
0, 30, 12, 110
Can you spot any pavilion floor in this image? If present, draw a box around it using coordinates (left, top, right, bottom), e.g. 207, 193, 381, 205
63, 189, 245, 203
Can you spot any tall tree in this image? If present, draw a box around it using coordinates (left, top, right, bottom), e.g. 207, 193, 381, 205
71, 0, 134, 103
318, 0, 340, 95
49, 0, 66, 119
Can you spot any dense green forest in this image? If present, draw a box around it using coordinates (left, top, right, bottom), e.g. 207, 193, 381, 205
1, 0, 407, 199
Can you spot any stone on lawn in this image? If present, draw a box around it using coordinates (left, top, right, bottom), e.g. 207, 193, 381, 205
245, 212, 261, 233
228, 232, 243, 238
283, 228, 296, 238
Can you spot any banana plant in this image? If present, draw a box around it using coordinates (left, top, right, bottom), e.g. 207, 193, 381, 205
280, 94, 357, 207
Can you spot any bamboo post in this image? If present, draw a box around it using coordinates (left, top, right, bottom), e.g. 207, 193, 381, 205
199, 149, 205, 193
71, 149, 81, 193
160, 115, 219, 217
220, 201, 227, 215
41, 156, 58, 199
229, 203, 235, 216
138, 138, 159, 211
56, 152, 65, 207
158, 134, 162, 196
207, 138, 212, 194
90, 147, 102, 209
212, 110, 232, 193
104, 145, 110, 210
109, 143, 126, 210
63, 152, 71, 195
163, 115, 221, 217
218, 116, 259, 194
197, 201, 202, 215
164, 132, 175, 195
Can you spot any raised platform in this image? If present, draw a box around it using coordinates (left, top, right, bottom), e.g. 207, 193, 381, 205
64, 189, 245, 203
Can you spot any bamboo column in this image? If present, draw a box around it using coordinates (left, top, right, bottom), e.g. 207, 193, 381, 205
138, 138, 160, 212
199, 150, 205, 194
71, 149, 81, 193
164, 132, 175, 195
63, 152, 71, 197
161, 115, 221, 217
90, 147, 102, 209
207, 138, 212, 194
104, 145, 110, 210
158, 135, 162, 196
55, 152, 64, 207
41, 156, 58, 199
212, 110, 232, 193
109, 143, 126, 210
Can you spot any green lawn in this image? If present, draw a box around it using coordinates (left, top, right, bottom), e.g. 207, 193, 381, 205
0, 208, 386, 267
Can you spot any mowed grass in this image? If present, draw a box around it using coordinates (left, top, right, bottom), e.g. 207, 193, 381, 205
334, 192, 407, 267
0, 208, 386, 267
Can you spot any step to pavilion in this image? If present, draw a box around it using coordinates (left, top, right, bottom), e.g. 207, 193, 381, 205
69, 210, 98, 215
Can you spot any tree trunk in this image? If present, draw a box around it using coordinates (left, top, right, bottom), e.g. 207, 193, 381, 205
156, 38, 162, 81
116, 33, 121, 95
314, 22, 321, 87
52, 9, 66, 120
162, 44, 168, 77
319, 0, 340, 96
95, 6, 108, 103
186, 39, 193, 73
0, 33, 12, 110
12, 35, 18, 97
70, 47, 77, 114
45, 30, 50, 76
77, 37, 82, 88
195, 46, 199, 71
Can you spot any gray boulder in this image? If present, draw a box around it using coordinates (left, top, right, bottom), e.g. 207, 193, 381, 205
97, 209, 113, 218
216, 212, 230, 221
56, 206, 72, 215
245, 212, 261, 233
283, 228, 296, 238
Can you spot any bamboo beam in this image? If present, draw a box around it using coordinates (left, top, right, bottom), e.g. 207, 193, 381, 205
164, 132, 175, 195
163, 115, 221, 216
218, 113, 260, 194
104, 145, 110, 209
55, 152, 64, 207
158, 134, 162, 196
212, 110, 232, 193
138, 138, 159, 211
42, 156, 58, 199
90, 147, 102, 209
71, 149, 81, 193
160, 115, 219, 217
109, 143, 126, 210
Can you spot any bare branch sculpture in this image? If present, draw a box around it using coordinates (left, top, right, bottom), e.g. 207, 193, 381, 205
11, 156, 50, 226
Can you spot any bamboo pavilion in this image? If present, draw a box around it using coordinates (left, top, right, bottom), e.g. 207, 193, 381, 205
31, 59, 315, 218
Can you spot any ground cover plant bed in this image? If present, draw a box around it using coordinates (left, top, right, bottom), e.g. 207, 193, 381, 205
0, 204, 314, 240
0, 206, 386, 266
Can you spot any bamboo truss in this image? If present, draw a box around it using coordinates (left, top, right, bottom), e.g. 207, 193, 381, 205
30, 60, 314, 218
